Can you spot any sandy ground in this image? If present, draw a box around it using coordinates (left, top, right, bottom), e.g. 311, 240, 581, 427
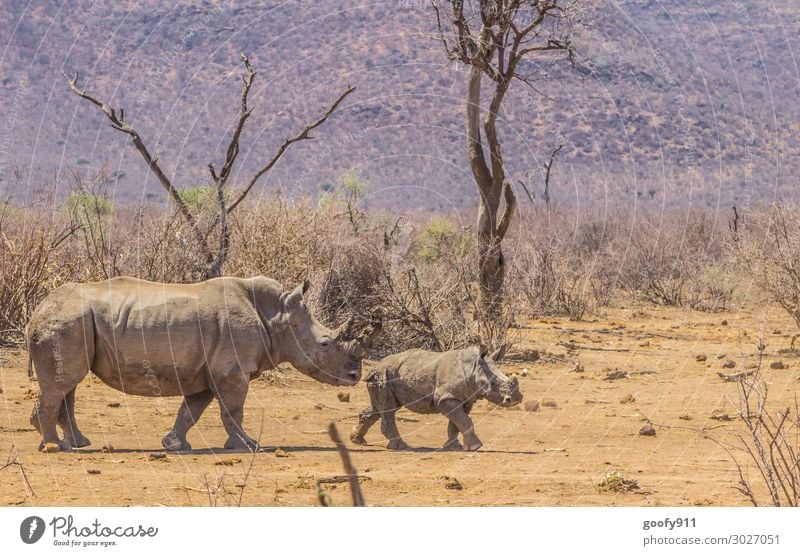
1, 301, 799, 507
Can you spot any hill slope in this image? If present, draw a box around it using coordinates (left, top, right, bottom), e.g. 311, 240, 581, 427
0, 0, 797, 212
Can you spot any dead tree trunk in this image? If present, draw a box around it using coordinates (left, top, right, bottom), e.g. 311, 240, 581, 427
434, 0, 584, 321
65, 54, 354, 280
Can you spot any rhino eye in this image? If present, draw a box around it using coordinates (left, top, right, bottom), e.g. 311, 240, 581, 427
321, 339, 332, 348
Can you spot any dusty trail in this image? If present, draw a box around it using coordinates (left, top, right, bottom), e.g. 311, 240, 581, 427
1, 303, 798, 506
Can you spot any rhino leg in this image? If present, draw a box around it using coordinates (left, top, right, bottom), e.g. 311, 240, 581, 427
162, 390, 214, 451
214, 375, 258, 451
438, 400, 482, 451
381, 410, 410, 451
58, 388, 91, 448
442, 420, 462, 451
29, 332, 91, 452
365, 381, 408, 450
350, 406, 380, 445
31, 392, 71, 451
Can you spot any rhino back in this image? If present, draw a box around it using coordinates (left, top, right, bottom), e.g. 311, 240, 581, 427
80, 277, 273, 396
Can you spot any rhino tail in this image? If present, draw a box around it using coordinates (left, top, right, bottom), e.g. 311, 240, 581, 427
25, 329, 34, 380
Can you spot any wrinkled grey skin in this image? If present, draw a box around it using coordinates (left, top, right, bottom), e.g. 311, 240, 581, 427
26, 276, 380, 452
350, 345, 522, 451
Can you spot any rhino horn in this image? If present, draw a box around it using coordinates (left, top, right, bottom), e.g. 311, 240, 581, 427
358, 321, 382, 350
490, 344, 507, 362
335, 316, 357, 341
363, 309, 384, 346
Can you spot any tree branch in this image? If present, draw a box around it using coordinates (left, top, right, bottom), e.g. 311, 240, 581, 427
215, 53, 256, 191
64, 71, 212, 262
226, 85, 356, 213
496, 181, 517, 239
543, 143, 563, 209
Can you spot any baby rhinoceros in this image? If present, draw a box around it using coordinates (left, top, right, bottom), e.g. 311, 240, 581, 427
350, 345, 522, 451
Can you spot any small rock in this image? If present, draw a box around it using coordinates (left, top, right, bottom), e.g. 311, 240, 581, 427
337, 392, 350, 403
274, 448, 290, 458
639, 425, 656, 436
100, 444, 114, 453
770, 361, 787, 370
716, 353, 727, 360
541, 399, 558, 408
313, 403, 325, 410
639, 341, 650, 347
521, 368, 530, 377
745, 363, 758, 369
678, 414, 692, 421
695, 354, 707, 362
722, 360, 736, 369
87, 469, 101, 475
604, 370, 629, 381
215, 457, 241, 466
710, 410, 734, 422
773, 329, 782, 335
441, 475, 463, 490
570, 363, 585, 373
721, 320, 728, 326
0, 387, 3, 394
523, 400, 540, 412
107, 402, 121, 408
619, 393, 635, 404
148, 453, 167, 460
41, 442, 61, 453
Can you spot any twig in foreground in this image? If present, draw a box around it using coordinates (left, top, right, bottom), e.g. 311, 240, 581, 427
324, 422, 365, 506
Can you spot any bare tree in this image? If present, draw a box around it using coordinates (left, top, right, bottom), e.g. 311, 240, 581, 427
65, 54, 354, 279
542, 143, 563, 210
432, 1, 587, 321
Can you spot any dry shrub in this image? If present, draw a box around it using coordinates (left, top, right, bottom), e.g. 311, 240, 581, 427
596, 470, 641, 493
729, 360, 800, 506
0, 199, 79, 342
508, 208, 618, 320
616, 210, 732, 310
227, 201, 483, 353
227, 200, 326, 286
738, 203, 800, 329
0, 182, 748, 347
126, 208, 204, 283
309, 212, 479, 353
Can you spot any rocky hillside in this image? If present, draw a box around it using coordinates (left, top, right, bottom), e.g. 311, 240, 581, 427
0, 0, 797, 212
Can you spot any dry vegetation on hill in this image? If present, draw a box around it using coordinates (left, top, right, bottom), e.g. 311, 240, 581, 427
1, 1, 797, 209
2, 170, 798, 356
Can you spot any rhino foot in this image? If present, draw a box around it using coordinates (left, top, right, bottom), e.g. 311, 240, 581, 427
224, 435, 259, 452
162, 432, 191, 451
386, 438, 410, 451
350, 431, 367, 445
67, 435, 91, 449
39, 440, 72, 453
442, 439, 463, 451
462, 439, 483, 452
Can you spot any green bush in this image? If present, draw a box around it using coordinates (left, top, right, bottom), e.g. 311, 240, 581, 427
418, 217, 472, 263
178, 185, 230, 210
65, 192, 112, 219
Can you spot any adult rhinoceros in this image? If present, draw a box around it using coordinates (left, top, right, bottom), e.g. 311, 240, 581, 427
26, 276, 380, 452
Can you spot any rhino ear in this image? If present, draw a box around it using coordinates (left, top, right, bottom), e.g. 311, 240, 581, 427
284, 280, 310, 311
489, 344, 507, 362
